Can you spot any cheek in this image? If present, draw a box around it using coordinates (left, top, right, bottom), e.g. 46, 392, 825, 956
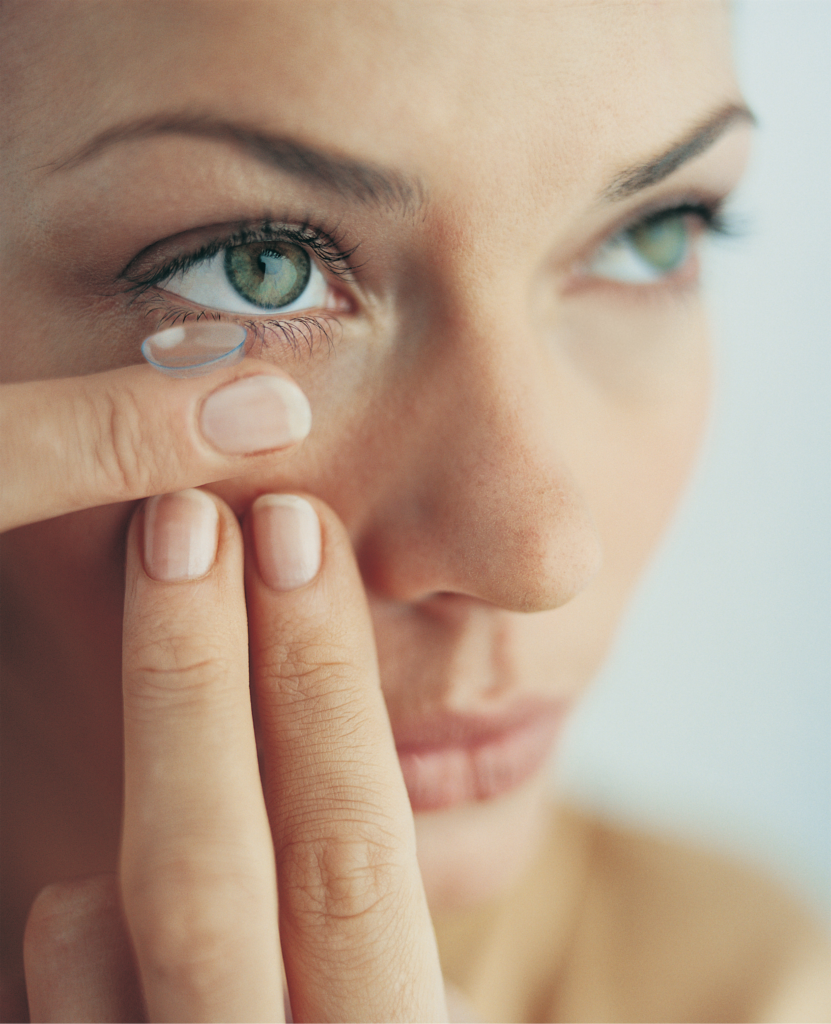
512, 303, 712, 695
591, 324, 711, 580
1, 504, 132, 676
0, 195, 143, 381
204, 350, 394, 523
559, 308, 711, 679
559, 290, 712, 579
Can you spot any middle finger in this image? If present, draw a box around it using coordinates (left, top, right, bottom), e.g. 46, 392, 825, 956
121, 489, 283, 1023
245, 494, 446, 1023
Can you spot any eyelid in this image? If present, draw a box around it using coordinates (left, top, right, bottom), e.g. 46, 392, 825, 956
616, 182, 731, 228
566, 190, 735, 287
596, 188, 726, 247
120, 219, 362, 360
120, 217, 362, 293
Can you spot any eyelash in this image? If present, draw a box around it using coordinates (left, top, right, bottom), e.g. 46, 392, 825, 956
633, 197, 737, 252
581, 195, 738, 286
124, 220, 360, 353
123, 196, 737, 352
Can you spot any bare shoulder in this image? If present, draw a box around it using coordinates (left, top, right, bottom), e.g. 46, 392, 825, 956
549, 805, 831, 1023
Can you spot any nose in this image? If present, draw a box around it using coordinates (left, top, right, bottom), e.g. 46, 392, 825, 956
354, 308, 603, 614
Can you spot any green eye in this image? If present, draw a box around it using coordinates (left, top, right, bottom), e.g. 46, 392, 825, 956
224, 241, 312, 308
587, 213, 693, 283
628, 217, 689, 273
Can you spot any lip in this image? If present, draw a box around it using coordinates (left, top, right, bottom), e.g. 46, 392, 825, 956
393, 702, 566, 812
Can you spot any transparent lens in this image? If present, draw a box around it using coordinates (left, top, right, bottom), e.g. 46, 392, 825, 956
141, 323, 249, 378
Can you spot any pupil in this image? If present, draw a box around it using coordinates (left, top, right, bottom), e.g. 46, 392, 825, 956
225, 241, 311, 308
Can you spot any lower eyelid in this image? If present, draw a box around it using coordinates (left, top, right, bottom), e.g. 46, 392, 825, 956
576, 217, 707, 288
565, 249, 703, 296
245, 313, 344, 357
132, 288, 345, 360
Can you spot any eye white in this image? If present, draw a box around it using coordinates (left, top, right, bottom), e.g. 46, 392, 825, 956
586, 234, 672, 284
160, 249, 329, 314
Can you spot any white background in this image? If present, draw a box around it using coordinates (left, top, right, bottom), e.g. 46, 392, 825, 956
555, 0, 831, 922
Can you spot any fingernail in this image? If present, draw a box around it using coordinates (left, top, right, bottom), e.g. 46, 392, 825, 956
200, 376, 312, 455
142, 322, 249, 377
252, 495, 321, 591
144, 489, 219, 582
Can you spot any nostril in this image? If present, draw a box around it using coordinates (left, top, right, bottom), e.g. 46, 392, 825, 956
357, 488, 603, 614
417, 590, 501, 621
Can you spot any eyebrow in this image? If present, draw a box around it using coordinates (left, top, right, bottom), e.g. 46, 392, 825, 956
602, 102, 756, 201
52, 113, 427, 215
53, 101, 754, 214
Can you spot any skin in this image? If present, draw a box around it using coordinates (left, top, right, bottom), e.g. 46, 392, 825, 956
7, 2, 824, 1022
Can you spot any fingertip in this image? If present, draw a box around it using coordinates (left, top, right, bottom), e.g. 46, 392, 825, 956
200, 375, 311, 455
143, 489, 219, 583
250, 494, 322, 592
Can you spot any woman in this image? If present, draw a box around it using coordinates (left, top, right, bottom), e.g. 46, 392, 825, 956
1, 1, 828, 1020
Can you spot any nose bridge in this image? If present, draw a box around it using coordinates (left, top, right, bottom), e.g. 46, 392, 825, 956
359, 303, 603, 612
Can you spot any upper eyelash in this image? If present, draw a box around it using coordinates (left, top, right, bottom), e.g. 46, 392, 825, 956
122, 219, 362, 294
619, 195, 739, 241
573, 195, 742, 290
122, 197, 739, 316
119, 220, 358, 357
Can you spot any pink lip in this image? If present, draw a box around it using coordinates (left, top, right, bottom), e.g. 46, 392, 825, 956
393, 703, 565, 812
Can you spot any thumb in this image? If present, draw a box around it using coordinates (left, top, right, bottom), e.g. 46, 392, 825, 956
1, 350, 311, 532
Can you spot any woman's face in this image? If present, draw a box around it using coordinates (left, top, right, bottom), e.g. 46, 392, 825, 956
1, 1, 749, 908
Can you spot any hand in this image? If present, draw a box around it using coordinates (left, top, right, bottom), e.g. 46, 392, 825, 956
22, 489, 447, 1022
0, 357, 312, 533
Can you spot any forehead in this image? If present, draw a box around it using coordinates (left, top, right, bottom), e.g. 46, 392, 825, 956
5, 0, 737, 196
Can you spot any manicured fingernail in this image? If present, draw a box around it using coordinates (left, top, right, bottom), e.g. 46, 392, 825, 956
142, 322, 249, 377
252, 495, 321, 591
144, 489, 219, 582
200, 376, 311, 455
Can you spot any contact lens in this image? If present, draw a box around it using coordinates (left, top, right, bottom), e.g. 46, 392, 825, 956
141, 323, 249, 378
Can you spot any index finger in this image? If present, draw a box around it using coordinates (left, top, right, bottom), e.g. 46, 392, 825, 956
0, 338, 310, 532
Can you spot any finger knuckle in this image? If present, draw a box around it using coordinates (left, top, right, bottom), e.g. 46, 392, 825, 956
280, 827, 406, 929
126, 636, 237, 713
125, 861, 257, 995
137, 918, 225, 997
78, 385, 154, 499
263, 634, 347, 682
259, 636, 364, 712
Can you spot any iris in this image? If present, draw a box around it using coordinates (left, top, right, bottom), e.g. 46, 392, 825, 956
588, 211, 697, 284
225, 241, 312, 308
628, 216, 689, 273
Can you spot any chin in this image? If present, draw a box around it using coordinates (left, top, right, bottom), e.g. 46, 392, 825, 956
413, 773, 551, 911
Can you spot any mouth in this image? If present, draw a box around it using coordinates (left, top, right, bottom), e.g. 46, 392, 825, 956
393, 702, 565, 812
